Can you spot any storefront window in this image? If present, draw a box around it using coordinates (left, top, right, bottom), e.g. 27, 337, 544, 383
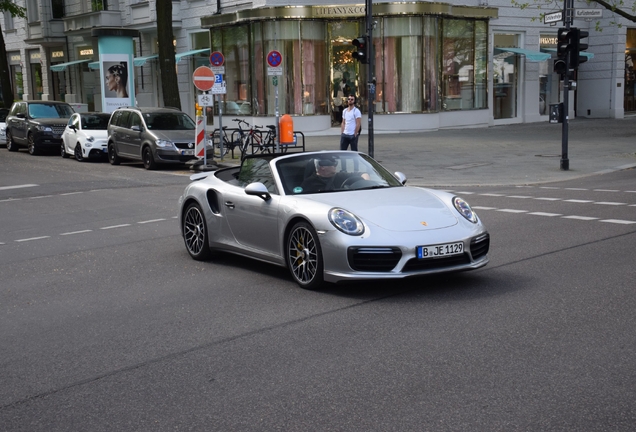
301, 21, 327, 116
625, 29, 636, 112
442, 18, 486, 111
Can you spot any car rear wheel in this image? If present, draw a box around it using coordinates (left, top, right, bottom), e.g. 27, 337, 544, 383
287, 221, 324, 290
27, 134, 38, 155
61, 142, 69, 158
74, 143, 84, 162
143, 146, 157, 170
6, 132, 18, 152
108, 143, 120, 165
183, 203, 212, 260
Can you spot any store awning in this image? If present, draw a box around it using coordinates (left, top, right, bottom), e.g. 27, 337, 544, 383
494, 47, 551, 62
88, 61, 99, 70
175, 48, 210, 63
134, 54, 159, 67
541, 47, 594, 60
50, 59, 91, 72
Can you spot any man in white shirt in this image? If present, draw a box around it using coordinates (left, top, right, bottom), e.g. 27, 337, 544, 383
340, 95, 362, 151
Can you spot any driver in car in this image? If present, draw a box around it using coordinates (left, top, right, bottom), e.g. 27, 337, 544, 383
300, 156, 369, 193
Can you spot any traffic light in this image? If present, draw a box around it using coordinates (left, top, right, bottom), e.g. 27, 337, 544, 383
352, 36, 368, 64
556, 28, 571, 61
571, 28, 589, 68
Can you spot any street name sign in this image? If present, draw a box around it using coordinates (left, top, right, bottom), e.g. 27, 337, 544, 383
575, 9, 602, 19
544, 10, 563, 24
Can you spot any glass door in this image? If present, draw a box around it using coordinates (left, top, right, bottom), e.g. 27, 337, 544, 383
329, 22, 361, 126
493, 33, 519, 120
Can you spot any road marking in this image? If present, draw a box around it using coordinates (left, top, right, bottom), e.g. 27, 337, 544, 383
529, 212, 562, 217
138, 219, 166, 224
594, 202, 626, 206
536, 197, 562, 201
60, 230, 93, 236
600, 219, 636, 225
0, 184, 39, 191
15, 236, 50, 242
480, 193, 504, 197
473, 206, 497, 210
594, 189, 619, 192
100, 224, 132, 230
562, 215, 599, 221
0, 198, 22, 203
565, 188, 588, 191
29, 195, 54, 199
507, 195, 533, 199
60, 192, 83, 196
564, 199, 593, 203
497, 209, 528, 213
454, 191, 475, 195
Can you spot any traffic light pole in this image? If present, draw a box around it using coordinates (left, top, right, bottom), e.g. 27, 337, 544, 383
365, 0, 375, 158
561, 0, 573, 171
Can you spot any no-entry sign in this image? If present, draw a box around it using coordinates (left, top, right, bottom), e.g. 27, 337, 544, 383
192, 66, 215, 91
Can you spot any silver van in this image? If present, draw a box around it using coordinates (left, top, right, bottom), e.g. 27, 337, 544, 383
107, 106, 197, 170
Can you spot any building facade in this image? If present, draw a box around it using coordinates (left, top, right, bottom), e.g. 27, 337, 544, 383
1, 0, 632, 133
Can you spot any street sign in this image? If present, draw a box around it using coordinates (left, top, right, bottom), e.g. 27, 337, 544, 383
267, 50, 282, 68
575, 9, 602, 19
197, 94, 214, 106
192, 66, 215, 91
544, 10, 563, 24
211, 66, 225, 75
210, 51, 225, 67
211, 79, 226, 95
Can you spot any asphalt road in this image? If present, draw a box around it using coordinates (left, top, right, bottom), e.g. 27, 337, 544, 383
1, 149, 635, 431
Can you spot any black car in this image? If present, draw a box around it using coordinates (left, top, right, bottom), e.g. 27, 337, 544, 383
6, 101, 75, 155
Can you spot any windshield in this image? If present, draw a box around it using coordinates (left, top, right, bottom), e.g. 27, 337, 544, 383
276, 152, 403, 195
28, 103, 74, 119
143, 112, 195, 130
82, 114, 111, 130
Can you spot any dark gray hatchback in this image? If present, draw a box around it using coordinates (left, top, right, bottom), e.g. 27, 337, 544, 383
107, 106, 198, 170
5, 101, 75, 155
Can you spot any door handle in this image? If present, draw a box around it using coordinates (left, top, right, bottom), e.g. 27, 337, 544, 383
224, 201, 235, 209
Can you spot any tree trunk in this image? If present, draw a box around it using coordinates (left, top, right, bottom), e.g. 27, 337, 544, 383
156, 0, 181, 110
0, 22, 15, 108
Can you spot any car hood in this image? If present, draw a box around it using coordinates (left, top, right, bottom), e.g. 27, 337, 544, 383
298, 187, 459, 232
148, 130, 197, 142
30, 118, 70, 125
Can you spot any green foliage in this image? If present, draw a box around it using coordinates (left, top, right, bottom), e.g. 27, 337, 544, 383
0, 0, 27, 19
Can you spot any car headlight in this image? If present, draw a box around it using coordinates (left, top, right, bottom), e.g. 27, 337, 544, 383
155, 139, 174, 148
453, 196, 478, 223
86, 135, 94, 143
36, 125, 53, 132
328, 208, 364, 236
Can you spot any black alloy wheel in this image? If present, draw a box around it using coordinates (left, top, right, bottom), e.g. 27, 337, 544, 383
74, 143, 84, 162
143, 146, 157, 170
183, 203, 211, 260
27, 134, 38, 155
287, 221, 324, 290
108, 143, 120, 165
6, 132, 18, 152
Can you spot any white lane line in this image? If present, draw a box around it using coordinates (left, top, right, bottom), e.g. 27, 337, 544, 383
138, 219, 166, 224
480, 193, 505, 196
594, 202, 626, 206
529, 212, 562, 217
454, 191, 475, 195
60, 230, 93, 236
594, 189, 619, 192
497, 209, 528, 213
473, 206, 497, 210
627, 191, 636, 193
60, 192, 83, 196
564, 199, 593, 203
15, 236, 50, 242
562, 215, 599, 221
0, 198, 22, 203
540, 187, 559, 189
565, 188, 588, 191
600, 219, 636, 225
100, 224, 131, 230
29, 195, 54, 199
0, 184, 39, 191
536, 197, 562, 201
171, 216, 178, 219
507, 195, 533, 199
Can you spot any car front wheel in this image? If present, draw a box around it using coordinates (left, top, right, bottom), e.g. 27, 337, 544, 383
183, 203, 211, 260
27, 134, 38, 155
6, 132, 18, 152
61, 142, 69, 158
143, 146, 157, 170
108, 143, 120, 165
74, 143, 84, 162
287, 221, 324, 290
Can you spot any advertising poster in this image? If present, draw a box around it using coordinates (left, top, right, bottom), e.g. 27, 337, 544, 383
101, 54, 131, 113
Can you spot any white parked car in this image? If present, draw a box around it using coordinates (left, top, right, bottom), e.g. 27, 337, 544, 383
61, 112, 111, 161
0, 108, 9, 145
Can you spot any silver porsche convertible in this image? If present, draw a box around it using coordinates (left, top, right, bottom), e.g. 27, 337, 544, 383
178, 151, 489, 289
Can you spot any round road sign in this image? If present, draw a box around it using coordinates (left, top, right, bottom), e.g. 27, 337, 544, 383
267, 50, 282, 68
210, 51, 225, 67
192, 66, 215, 91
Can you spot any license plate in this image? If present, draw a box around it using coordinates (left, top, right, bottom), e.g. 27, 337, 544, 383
417, 242, 464, 259
181, 150, 194, 156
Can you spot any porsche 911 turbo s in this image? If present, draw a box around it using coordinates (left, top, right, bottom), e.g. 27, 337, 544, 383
178, 151, 489, 289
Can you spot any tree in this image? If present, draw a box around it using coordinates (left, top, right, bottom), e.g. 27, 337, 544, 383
156, 0, 181, 110
0, 1, 26, 108
511, 0, 636, 29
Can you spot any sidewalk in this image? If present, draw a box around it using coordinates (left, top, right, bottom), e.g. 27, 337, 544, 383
209, 117, 636, 187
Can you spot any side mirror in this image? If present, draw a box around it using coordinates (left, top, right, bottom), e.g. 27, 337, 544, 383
16, 113, 25, 119
245, 182, 271, 201
69, 125, 77, 131
394, 172, 407, 185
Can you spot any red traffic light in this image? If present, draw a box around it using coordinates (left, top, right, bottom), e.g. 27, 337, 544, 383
351, 36, 368, 64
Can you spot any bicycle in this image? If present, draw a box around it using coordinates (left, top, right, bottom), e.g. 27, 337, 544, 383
208, 126, 234, 158
249, 125, 281, 154
231, 118, 253, 160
